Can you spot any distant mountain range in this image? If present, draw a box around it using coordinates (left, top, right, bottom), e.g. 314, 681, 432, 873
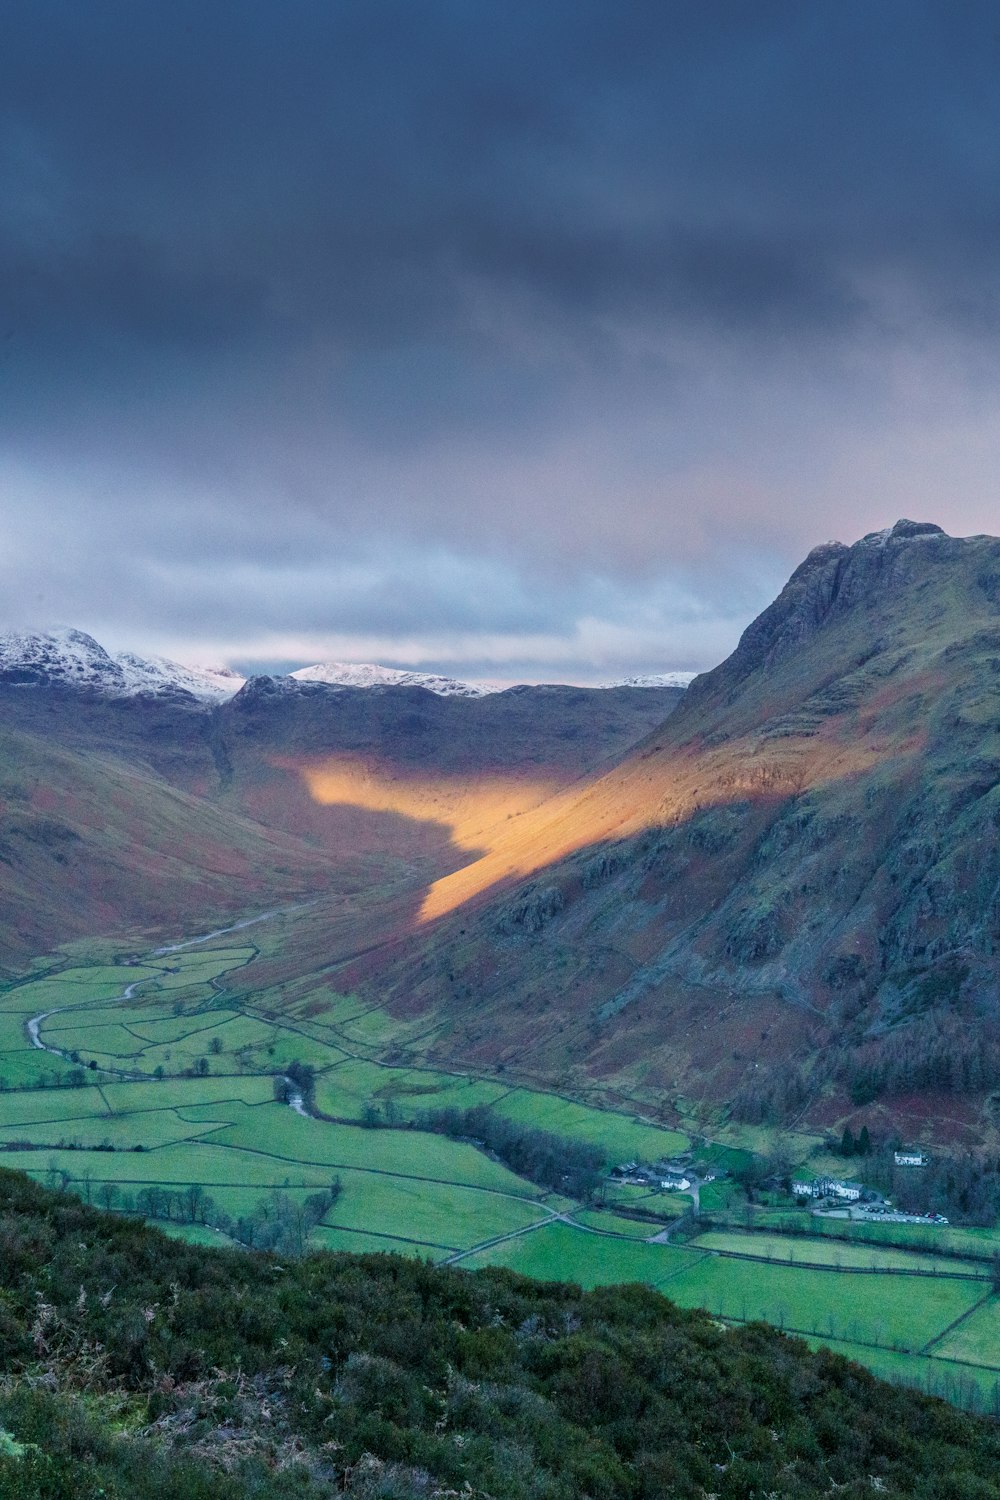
0, 627, 243, 701
0, 628, 696, 702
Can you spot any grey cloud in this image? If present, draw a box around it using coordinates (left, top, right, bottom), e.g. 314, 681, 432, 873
1, 2, 999, 677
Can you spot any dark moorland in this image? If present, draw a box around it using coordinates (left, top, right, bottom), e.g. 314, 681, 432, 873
2, 1168, 1000, 1500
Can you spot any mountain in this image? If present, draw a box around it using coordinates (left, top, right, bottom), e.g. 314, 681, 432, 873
290, 660, 501, 695
350, 522, 1000, 1143
0, 642, 687, 965
598, 671, 698, 688
0, 629, 696, 703
4, 1167, 999, 1500
0, 628, 243, 702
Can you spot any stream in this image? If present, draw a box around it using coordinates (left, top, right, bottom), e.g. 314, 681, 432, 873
25, 910, 317, 1118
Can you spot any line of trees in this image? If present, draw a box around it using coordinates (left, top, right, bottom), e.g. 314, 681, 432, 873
417, 1104, 607, 1199
44, 1170, 342, 1257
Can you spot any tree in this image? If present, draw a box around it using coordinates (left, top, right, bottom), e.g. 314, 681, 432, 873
184, 1183, 206, 1224
858, 1125, 871, 1156
841, 1126, 855, 1157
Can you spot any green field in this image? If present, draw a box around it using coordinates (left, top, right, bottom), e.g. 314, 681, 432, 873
4, 917, 1000, 1412
691, 1229, 989, 1276
464, 1222, 705, 1288
932, 1297, 1000, 1366
665, 1255, 985, 1350
486, 1088, 688, 1162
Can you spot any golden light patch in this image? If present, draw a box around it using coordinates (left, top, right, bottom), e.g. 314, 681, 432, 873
288, 755, 561, 857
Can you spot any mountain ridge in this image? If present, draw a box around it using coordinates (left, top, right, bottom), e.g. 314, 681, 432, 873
349, 521, 1000, 1144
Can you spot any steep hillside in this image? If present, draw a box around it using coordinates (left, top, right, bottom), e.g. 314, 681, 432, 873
0, 721, 352, 967
357, 523, 1000, 1141
216, 678, 686, 866
0, 671, 684, 967
2, 1167, 999, 1499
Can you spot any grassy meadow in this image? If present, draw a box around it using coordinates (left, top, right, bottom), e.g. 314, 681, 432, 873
2, 910, 1000, 1412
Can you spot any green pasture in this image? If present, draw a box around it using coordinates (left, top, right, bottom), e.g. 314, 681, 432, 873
147, 1221, 241, 1249
293, 992, 425, 1050
0, 1105, 233, 1151
100, 1075, 275, 1111
0, 1013, 35, 1051
7, 924, 1000, 1418
310, 1226, 430, 1258
0, 1087, 109, 1126
0, 1054, 78, 1087
665, 1253, 983, 1350
932, 1297, 1000, 1367
209, 1104, 547, 1195
0, 977, 141, 1012
466, 1222, 703, 1289
488, 1088, 688, 1162
325, 1172, 548, 1250
570, 1209, 661, 1240
313, 1057, 507, 1120
691, 1229, 989, 1276
236, 1029, 348, 1070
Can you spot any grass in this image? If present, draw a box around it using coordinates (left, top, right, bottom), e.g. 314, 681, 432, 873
691, 1229, 988, 1275
932, 1297, 1000, 1367
209, 1104, 546, 1195
664, 1255, 984, 1351
325, 1172, 548, 1250
464, 1222, 703, 1288
5, 925, 1000, 1416
488, 1088, 689, 1162
310, 1225, 430, 1257
570, 1209, 663, 1239
313, 1058, 507, 1121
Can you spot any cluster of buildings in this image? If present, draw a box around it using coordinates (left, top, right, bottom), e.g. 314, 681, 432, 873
610, 1160, 700, 1192
792, 1176, 865, 1203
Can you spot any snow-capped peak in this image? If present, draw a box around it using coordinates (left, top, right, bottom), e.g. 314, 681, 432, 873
597, 672, 697, 689
0, 628, 246, 702
290, 661, 502, 697
113, 651, 246, 703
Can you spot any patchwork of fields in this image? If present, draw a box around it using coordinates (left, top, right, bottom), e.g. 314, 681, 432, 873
2, 912, 1000, 1412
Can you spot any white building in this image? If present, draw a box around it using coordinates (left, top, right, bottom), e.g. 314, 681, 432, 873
793, 1177, 863, 1201
660, 1173, 691, 1192
894, 1150, 928, 1167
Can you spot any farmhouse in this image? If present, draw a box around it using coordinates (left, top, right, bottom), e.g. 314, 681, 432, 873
894, 1150, 928, 1167
659, 1172, 691, 1191
793, 1177, 864, 1201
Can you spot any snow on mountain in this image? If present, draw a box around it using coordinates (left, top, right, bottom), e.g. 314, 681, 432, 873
290, 661, 502, 697
113, 652, 245, 702
0, 629, 246, 702
598, 672, 697, 689
0, 629, 696, 704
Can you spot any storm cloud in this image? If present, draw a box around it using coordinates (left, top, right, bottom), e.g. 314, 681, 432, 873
2, 1, 999, 678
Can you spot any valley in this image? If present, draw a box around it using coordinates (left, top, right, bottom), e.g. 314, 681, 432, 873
3, 522, 1000, 1427
5, 902, 1000, 1414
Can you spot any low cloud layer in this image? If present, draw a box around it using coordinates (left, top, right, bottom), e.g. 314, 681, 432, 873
2, 3, 999, 679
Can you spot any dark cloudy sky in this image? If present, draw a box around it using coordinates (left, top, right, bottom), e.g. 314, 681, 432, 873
2, 2, 999, 681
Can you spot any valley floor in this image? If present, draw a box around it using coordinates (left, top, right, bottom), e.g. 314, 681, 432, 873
2, 906, 999, 1415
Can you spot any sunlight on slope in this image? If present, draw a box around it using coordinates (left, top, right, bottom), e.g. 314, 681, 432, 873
416, 727, 902, 922
293, 756, 561, 856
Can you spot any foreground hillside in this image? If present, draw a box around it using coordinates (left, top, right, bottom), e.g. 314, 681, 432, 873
1, 1168, 999, 1500
357, 523, 1000, 1142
